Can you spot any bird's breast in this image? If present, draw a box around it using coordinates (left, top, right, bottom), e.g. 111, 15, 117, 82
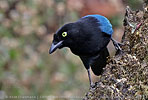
69, 42, 99, 56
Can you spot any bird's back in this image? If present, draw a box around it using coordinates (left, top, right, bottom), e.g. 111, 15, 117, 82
70, 15, 111, 56
82, 15, 113, 35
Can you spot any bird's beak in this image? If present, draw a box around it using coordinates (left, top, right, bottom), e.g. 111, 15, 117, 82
49, 41, 63, 54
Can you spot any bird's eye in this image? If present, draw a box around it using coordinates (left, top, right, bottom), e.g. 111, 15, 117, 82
62, 32, 67, 37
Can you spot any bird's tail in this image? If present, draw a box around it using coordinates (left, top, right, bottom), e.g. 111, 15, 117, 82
91, 47, 109, 76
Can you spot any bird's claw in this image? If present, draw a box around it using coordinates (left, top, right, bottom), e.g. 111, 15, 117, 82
89, 82, 95, 88
111, 38, 123, 52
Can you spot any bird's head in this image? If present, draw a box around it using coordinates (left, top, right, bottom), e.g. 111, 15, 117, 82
49, 14, 113, 55
49, 23, 79, 54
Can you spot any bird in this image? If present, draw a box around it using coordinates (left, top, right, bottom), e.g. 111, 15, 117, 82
49, 14, 121, 86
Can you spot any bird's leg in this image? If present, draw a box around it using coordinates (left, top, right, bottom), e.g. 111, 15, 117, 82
87, 68, 93, 86
111, 38, 123, 51
79, 56, 94, 86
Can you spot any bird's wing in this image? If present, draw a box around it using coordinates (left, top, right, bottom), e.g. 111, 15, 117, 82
90, 47, 109, 76
79, 56, 92, 69
83, 15, 113, 35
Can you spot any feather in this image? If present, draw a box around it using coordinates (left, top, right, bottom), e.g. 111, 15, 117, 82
83, 15, 113, 35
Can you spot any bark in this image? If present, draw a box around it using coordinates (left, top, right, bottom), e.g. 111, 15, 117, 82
84, 1, 148, 100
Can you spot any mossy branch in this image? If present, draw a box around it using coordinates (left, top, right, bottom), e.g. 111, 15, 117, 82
84, 1, 148, 100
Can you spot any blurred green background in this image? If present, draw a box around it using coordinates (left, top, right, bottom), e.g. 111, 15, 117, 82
0, 0, 142, 99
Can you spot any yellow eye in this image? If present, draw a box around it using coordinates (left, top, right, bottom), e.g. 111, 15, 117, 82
62, 32, 67, 37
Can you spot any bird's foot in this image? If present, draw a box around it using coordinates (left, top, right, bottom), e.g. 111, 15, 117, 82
89, 82, 95, 89
111, 38, 123, 52
90, 82, 94, 86
87, 68, 96, 88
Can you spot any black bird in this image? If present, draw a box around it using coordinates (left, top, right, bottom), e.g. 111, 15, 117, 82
49, 15, 121, 86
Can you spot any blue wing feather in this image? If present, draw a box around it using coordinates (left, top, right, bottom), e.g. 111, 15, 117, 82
82, 15, 113, 35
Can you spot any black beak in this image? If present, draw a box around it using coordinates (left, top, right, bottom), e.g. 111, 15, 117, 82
49, 41, 63, 54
